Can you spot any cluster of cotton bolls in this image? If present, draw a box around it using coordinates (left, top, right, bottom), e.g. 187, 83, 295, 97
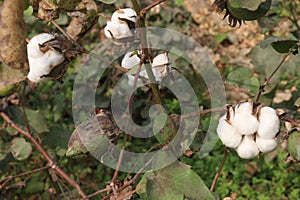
27, 33, 65, 83
104, 8, 137, 42
121, 51, 171, 86
217, 102, 280, 159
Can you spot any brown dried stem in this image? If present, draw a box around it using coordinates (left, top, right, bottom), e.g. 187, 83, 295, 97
210, 148, 230, 192
0, 112, 87, 199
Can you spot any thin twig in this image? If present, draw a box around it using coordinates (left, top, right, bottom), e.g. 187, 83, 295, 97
85, 187, 112, 200
140, 0, 167, 16
111, 136, 127, 183
0, 166, 50, 190
255, 52, 292, 102
0, 112, 87, 199
210, 148, 230, 192
182, 106, 227, 119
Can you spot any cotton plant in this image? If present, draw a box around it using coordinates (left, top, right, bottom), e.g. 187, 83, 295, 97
121, 51, 171, 86
27, 33, 65, 83
217, 102, 280, 159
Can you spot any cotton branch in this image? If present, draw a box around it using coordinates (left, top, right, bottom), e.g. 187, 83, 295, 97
0, 111, 87, 199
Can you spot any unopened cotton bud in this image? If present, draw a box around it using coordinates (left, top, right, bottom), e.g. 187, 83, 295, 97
217, 115, 242, 148
121, 51, 140, 69
256, 135, 277, 153
236, 135, 259, 159
257, 106, 280, 139
111, 8, 137, 23
232, 102, 259, 135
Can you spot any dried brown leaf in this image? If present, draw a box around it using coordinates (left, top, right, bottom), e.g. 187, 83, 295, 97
0, 0, 28, 71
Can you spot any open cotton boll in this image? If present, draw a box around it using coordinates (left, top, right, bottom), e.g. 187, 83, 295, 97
256, 135, 277, 153
111, 8, 137, 23
232, 102, 259, 135
27, 33, 55, 59
27, 56, 51, 83
121, 51, 140, 69
257, 107, 280, 139
217, 115, 242, 148
152, 52, 170, 67
104, 21, 133, 39
236, 135, 259, 159
44, 49, 65, 67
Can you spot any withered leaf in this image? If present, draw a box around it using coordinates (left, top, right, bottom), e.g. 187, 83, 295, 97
0, 0, 28, 71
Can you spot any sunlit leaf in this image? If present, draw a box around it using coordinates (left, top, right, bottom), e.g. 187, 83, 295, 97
226, 66, 260, 96
10, 137, 32, 160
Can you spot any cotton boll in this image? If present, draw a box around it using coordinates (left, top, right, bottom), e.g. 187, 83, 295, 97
236, 135, 259, 159
121, 51, 140, 69
256, 135, 277, 153
217, 115, 242, 148
104, 21, 133, 39
27, 56, 51, 83
152, 52, 170, 67
44, 50, 65, 67
257, 106, 280, 139
27, 33, 55, 58
232, 102, 259, 135
111, 8, 137, 23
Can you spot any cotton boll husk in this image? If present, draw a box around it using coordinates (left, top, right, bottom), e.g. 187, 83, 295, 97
236, 135, 259, 159
111, 8, 137, 23
217, 115, 242, 148
27, 33, 55, 58
256, 135, 277, 153
121, 51, 140, 69
257, 106, 280, 139
44, 50, 65, 67
27, 56, 51, 83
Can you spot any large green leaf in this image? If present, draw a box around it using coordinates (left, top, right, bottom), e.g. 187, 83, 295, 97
230, 0, 267, 11
261, 36, 299, 53
9, 106, 49, 134
10, 137, 32, 160
137, 161, 214, 200
247, 45, 300, 94
226, 66, 260, 96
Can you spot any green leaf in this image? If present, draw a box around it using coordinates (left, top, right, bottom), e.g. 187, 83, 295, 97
23, 6, 33, 16
261, 36, 298, 53
0, 139, 9, 161
295, 98, 300, 107
226, 66, 260, 96
24, 176, 45, 194
97, 0, 118, 4
10, 137, 32, 160
288, 129, 300, 161
9, 106, 49, 134
44, 126, 71, 148
230, 0, 269, 11
138, 161, 214, 200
